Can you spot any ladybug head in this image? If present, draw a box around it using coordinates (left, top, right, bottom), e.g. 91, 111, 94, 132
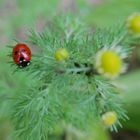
18, 57, 30, 68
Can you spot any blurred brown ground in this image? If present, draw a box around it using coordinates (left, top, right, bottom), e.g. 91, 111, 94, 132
0, 0, 17, 48
0, 0, 103, 50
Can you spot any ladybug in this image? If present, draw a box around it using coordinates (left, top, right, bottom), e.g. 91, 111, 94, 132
12, 44, 32, 68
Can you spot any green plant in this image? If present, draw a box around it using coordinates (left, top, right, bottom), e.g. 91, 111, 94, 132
5, 17, 132, 140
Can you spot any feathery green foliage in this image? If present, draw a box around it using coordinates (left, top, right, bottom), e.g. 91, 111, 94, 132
7, 16, 132, 140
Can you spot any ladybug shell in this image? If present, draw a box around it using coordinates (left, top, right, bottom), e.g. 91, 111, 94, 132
13, 44, 32, 67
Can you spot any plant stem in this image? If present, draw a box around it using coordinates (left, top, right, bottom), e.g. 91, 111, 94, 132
66, 67, 91, 74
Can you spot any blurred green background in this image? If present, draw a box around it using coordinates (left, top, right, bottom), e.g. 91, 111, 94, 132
0, 0, 140, 140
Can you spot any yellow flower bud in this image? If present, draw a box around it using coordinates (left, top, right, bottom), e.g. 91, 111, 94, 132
127, 13, 140, 34
55, 48, 69, 61
95, 50, 123, 78
102, 111, 117, 127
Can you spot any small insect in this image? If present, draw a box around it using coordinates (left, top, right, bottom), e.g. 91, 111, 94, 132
12, 44, 32, 68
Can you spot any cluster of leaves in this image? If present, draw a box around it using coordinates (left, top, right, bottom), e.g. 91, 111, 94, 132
8, 16, 132, 140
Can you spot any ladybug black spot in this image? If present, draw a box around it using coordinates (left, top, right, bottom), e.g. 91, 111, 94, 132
15, 51, 18, 55
21, 49, 26, 52
20, 57, 24, 62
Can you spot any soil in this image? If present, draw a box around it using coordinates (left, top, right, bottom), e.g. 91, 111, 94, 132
112, 130, 140, 140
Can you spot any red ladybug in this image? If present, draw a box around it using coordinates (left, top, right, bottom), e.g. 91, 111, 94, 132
13, 44, 32, 68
